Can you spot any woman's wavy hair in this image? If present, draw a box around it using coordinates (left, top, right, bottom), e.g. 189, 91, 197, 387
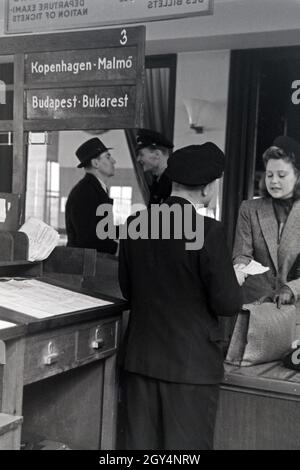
259, 146, 300, 199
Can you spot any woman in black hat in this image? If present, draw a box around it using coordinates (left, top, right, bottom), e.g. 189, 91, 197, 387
233, 136, 300, 308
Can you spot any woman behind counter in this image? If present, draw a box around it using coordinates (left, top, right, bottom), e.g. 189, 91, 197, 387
233, 135, 300, 308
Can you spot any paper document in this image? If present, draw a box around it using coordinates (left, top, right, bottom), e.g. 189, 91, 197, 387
19, 217, 59, 261
0, 320, 16, 330
0, 198, 6, 223
0, 279, 112, 319
240, 260, 269, 275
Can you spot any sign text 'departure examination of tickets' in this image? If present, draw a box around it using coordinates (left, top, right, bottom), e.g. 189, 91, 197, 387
5, 0, 214, 34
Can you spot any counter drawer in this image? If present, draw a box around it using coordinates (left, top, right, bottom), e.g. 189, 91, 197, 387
24, 330, 76, 385
76, 320, 118, 362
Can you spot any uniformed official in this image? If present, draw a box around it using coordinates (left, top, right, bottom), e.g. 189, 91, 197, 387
119, 143, 242, 450
135, 128, 174, 205
65, 137, 118, 255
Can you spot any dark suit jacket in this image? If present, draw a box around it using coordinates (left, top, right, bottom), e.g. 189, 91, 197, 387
65, 173, 117, 255
233, 198, 300, 304
119, 196, 242, 384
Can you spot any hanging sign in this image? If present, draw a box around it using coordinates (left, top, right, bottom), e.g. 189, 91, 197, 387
5, 0, 214, 34
26, 86, 136, 120
23, 26, 145, 129
25, 47, 138, 84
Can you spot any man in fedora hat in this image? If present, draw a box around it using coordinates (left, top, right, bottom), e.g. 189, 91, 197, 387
65, 137, 118, 254
119, 142, 242, 450
136, 128, 174, 205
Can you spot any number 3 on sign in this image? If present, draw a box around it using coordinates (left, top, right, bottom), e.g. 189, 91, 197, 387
120, 29, 127, 46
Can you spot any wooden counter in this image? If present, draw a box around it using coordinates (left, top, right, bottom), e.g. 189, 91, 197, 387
0, 255, 127, 450
214, 362, 300, 449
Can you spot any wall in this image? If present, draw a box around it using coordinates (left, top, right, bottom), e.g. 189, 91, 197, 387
174, 50, 229, 150
173, 50, 230, 219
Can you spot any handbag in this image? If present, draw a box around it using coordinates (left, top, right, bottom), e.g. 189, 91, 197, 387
225, 302, 296, 367
282, 340, 300, 371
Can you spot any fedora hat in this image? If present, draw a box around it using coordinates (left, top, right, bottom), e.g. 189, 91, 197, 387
76, 137, 113, 168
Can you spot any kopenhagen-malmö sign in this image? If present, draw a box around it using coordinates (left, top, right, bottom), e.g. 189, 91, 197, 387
5, 0, 214, 34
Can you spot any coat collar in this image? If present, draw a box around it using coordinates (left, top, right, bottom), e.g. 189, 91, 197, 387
257, 197, 300, 271
277, 199, 300, 268
257, 197, 279, 270
165, 195, 204, 214
83, 172, 108, 195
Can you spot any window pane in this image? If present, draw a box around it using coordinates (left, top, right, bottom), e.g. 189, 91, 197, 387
25, 129, 144, 243
0, 55, 14, 121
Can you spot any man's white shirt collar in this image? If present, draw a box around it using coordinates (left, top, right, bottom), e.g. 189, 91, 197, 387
96, 176, 108, 195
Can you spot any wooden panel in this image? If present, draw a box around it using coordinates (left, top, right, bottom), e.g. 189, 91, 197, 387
0, 413, 23, 436
43, 246, 96, 276
100, 334, 121, 450
215, 387, 300, 449
0, 194, 21, 231
0, 260, 42, 278
228, 362, 279, 377
0, 27, 145, 54
12, 54, 25, 197
0, 413, 23, 450
1, 338, 25, 416
262, 364, 297, 381
223, 362, 300, 397
76, 320, 118, 363
0, 232, 13, 261
22, 361, 106, 450
24, 329, 76, 385
10, 231, 28, 261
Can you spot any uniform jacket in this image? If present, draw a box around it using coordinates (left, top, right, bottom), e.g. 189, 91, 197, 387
148, 170, 172, 205
119, 196, 242, 384
233, 197, 300, 304
65, 173, 117, 255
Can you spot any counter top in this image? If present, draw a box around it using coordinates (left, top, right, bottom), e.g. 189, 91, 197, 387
0, 276, 128, 340
224, 361, 300, 398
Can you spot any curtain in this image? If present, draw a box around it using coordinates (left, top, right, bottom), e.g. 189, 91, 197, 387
222, 50, 261, 251
144, 67, 170, 138
127, 56, 177, 205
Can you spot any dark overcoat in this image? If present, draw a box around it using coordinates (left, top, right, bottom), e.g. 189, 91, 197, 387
65, 173, 117, 255
119, 196, 242, 384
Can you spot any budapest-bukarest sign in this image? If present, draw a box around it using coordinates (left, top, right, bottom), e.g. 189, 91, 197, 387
5, 0, 213, 34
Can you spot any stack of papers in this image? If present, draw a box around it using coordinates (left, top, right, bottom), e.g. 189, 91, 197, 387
0, 320, 16, 330
240, 260, 269, 275
19, 217, 59, 262
0, 279, 112, 318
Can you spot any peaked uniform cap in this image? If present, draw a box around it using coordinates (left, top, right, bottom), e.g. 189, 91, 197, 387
136, 128, 174, 152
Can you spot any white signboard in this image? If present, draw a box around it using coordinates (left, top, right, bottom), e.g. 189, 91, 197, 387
5, 0, 213, 34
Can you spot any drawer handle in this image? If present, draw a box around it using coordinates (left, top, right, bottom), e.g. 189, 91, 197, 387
44, 341, 59, 366
91, 328, 105, 350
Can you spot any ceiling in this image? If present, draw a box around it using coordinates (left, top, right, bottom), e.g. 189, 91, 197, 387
1, 0, 300, 54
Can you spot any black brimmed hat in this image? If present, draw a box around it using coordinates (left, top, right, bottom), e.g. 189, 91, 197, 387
76, 137, 112, 168
166, 143, 225, 186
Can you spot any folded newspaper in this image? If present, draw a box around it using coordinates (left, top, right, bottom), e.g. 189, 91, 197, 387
19, 217, 59, 262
